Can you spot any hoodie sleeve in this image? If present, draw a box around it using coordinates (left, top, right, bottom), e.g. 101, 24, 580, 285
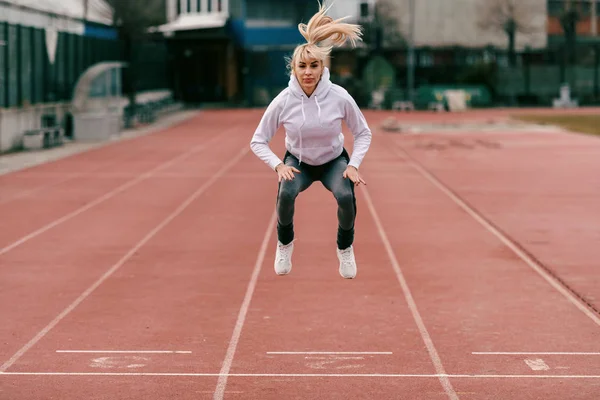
250, 92, 287, 170
343, 92, 372, 169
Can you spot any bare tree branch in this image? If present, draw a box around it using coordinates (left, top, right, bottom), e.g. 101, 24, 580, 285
477, 0, 542, 35
374, 0, 405, 48
476, 0, 543, 66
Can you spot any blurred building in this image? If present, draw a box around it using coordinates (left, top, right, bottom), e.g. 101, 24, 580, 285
402, 0, 547, 50
0, 0, 117, 109
157, 0, 599, 107
160, 0, 319, 105
0, 0, 120, 152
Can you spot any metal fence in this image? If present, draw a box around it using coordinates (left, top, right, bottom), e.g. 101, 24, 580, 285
400, 44, 600, 106
331, 43, 600, 108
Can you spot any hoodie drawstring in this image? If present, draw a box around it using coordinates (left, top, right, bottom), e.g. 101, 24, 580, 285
315, 95, 323, 126
299, 96, 306, 165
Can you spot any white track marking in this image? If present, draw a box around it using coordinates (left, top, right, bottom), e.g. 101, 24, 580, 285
0, 129, 234, 257
0, 152, 135, 206
388, 142, 600, 327
90, 356, 148, 369
304, 356, 365, 370
525, 359, 550, 371
267, 352, 393, 355
473, 352, 600, 355
0, 174, 88, 206
362, 187, 459, 400
213, 211, 277, 400
2, 372, 600, 379
56, 350, 191, 354
0, 147, 249, 373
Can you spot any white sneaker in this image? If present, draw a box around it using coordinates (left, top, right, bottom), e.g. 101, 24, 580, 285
274, 241, 294, 275
337, 246, 357, 279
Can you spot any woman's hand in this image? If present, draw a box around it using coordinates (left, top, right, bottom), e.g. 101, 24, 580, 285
275, 163, 301, 182
343, 166, 366, 186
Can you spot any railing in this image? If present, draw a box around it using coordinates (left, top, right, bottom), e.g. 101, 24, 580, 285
168, 0, 229, 20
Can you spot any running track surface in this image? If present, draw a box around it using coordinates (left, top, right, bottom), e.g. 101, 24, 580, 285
1, 109, 599, 399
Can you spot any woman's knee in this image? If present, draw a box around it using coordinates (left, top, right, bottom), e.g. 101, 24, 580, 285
334, 189, 355, 210
278, 183, 300, 205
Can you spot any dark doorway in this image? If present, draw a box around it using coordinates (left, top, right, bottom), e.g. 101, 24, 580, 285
171, 37, 230, 104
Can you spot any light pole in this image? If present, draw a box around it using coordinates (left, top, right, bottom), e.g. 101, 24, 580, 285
591, 0, 597, 36
407, 0, 416, 102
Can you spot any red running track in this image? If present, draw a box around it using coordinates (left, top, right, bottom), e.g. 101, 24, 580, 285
0, 109, 599, 399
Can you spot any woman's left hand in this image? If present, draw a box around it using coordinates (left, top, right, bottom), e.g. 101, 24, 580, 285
343, 166, 366, 186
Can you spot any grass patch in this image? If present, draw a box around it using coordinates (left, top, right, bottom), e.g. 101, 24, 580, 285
514, 114, 600, 137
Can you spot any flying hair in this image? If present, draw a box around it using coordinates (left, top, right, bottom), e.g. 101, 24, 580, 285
288, 2, 363, 73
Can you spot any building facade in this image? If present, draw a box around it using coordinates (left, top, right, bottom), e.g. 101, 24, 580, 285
0, 0, 118, 109
161, 0, 321, 105
547, 0, 600, 43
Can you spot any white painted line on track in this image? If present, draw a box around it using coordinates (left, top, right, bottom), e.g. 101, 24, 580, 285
56, 350, 192, 354
3, 372, 600, 379
362, 186, 459, 400
0, 127, 235, 257
267, 352, 393, 355
473, 352, 600, 355
212, 211, 277, 400
387, 141, 600, 328
0, 146, 250, 373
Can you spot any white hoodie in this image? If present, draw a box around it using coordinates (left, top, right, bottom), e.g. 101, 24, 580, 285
250, 67, 372, 170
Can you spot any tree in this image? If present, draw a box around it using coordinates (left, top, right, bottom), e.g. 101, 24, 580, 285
362, 0, 405, 50
476, 0, 542, 67
559, 0, 580, 64
375, 0, 405, 49
102, 0, 166, 124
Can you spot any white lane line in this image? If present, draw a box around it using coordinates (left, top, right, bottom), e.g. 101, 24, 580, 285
525, 359, 550, 371
2, 372, 600, 379
362, 187, 459, 400
267, 352, 393, 355
0, 174, 90, 206
0, 146, 249, 373
213, 211, 277, 400
473, 352, 600, 355
56, 350, 192, 354
0, 128, 234, 257
0, 150, 136, 206
387, 142, 600, 328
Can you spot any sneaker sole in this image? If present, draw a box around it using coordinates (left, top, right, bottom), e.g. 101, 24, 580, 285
275, 264, 292, 275
339, 269, 356, 279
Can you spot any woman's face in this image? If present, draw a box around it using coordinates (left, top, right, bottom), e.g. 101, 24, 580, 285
293, 57, 323, 96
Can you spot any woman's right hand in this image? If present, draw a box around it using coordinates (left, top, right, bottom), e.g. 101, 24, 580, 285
275, 163, 301, 182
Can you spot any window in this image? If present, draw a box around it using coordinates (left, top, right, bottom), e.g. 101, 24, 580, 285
360, 2, 370, 18
246, 0, 295, 23
419, 52, 434, 67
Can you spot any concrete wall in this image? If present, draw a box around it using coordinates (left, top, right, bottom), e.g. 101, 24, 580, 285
393, 0, 547, 50
0, 103, 70, 152
329, 0, 547, 51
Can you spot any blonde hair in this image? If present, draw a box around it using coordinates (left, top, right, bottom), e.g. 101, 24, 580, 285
289, 2, 362, 73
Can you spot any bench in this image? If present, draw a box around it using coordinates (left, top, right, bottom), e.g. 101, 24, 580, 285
392, 101, 415, 111
428, 101, 446, 112
23, 126, 65, 150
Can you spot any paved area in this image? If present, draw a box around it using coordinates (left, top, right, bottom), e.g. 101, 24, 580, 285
0, 109, 200, 176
